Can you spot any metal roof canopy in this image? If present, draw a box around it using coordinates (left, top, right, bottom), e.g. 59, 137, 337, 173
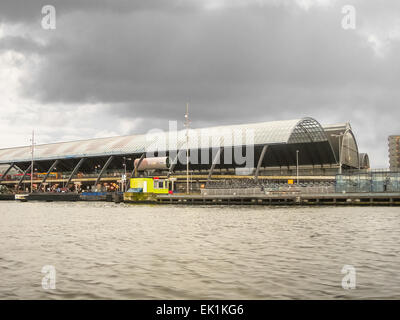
0, 117, 335, 167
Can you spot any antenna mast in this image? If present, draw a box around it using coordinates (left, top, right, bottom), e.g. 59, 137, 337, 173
184, 103, 190, 194
30, 130, 35, 193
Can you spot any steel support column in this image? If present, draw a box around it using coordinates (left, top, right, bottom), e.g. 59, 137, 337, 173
39, 160, 59, 190
132, 153, 145, 178
94, 156, 114, 187
167, 149, 185, 177
14, 165, 24, 174
16, 164, 32, 189
254, 145, 268, 182
66, 158, 85, 187
207, 148, 222, 182
0, 163, 14, 184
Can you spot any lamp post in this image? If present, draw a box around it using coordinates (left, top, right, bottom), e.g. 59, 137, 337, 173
122, 157, 127, 192
296, 150, 299, 185
122, 157, 131, 192
332, 133, 345, 174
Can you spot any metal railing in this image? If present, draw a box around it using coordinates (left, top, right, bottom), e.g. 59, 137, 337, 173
201, 188, 264, 196
201, 185, 335, 196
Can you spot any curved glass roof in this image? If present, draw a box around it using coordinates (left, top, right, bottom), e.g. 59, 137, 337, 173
0, 117, 329, 164
359, 153, 370, 169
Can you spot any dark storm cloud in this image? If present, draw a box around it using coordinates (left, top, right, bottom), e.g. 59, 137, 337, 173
0, 0, 181, 23
20, 5, 400, 115
1, 0, 400, 167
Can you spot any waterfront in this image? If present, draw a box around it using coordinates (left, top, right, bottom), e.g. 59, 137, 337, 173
0, 202, 399, 299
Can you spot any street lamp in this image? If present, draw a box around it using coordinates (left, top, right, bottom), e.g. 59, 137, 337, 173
122, 157, 132, 192
123, 157, 127, 192
332, 133, 345, 174
296, 150, 299, 185
123, 157, 126, 192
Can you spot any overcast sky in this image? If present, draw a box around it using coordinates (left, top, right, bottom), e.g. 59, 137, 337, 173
0, 0, 399, 168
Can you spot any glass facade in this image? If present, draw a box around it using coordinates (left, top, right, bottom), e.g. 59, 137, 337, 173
288, 118, 327, 144
336, 171, 400, 193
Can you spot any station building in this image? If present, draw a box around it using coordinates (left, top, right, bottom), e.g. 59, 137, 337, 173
0, 117, 369, 191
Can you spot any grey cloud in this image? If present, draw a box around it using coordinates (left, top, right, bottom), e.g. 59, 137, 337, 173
0, 0, 183, 23
20, 8, 398, 102
1, 0, 400, 168
0, 35, 45, 54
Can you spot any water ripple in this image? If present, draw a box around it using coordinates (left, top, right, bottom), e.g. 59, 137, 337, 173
0, 201, 399, 299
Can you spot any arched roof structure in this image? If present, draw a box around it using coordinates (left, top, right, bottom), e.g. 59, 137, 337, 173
0, 117, 330, 163
359, 153, 370, 169
323, 123, 359, 169
0, 117, 362, 173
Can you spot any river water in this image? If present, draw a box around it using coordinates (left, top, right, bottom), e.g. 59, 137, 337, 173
0, 201, 399, 299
